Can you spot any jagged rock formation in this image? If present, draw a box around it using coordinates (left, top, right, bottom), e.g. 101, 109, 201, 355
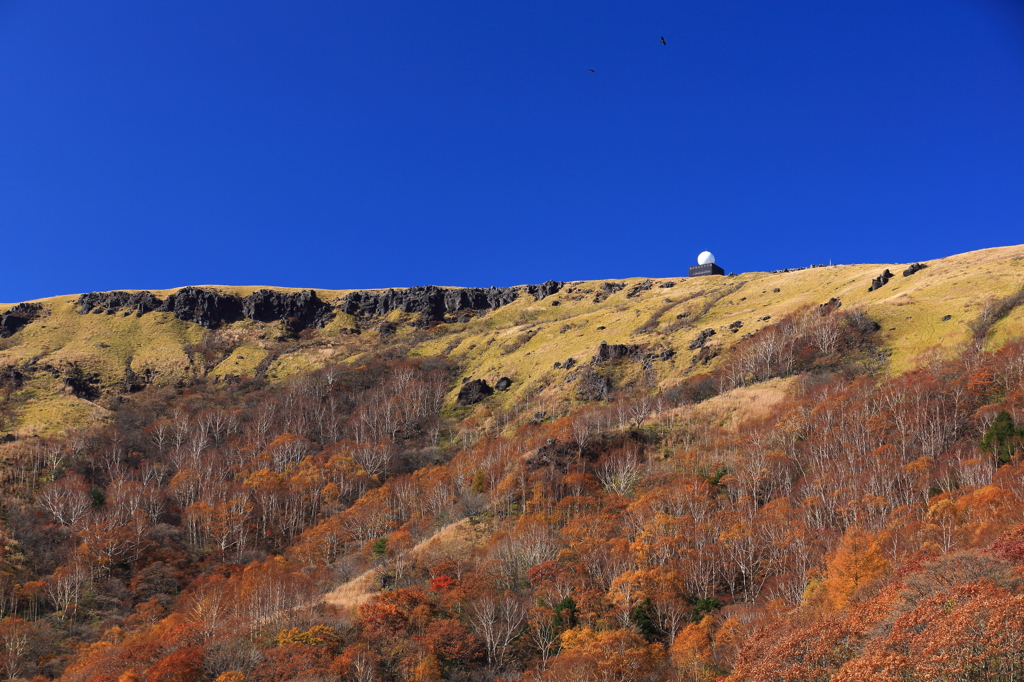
819, 297, 842, 315
75, 288, 333, 330
457, 379, 493, 405
73, 281, 567, 332
903, 262, 927, 277
868, 269, 894, 292
157, 287, 244, 328
242, 289, 334, 330
340, 282, 563, 323
0, 303, 42, 338
626, 280, 654, 298
594, 341, 643, 362
77, 291, 162, 316
592, 281, 625, 302
689, 328, 716, 350
525, 280, 564, 299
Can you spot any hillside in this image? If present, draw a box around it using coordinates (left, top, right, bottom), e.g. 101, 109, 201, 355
0, 245, 1024, 682
2, 244, 1023, 438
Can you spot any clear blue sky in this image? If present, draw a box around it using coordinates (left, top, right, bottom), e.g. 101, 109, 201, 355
1, 0, 1023, 301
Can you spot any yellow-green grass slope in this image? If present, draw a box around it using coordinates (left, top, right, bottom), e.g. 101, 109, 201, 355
1, 245, 1022, 436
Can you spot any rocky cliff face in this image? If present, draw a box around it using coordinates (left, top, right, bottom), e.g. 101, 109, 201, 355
74, 287, 330, 330
241, 289, 334, 330
340, 281, 563, 323
0, 303, 42, 338
77, 291, 162, 316
157, 287, 244, 328
71, 281, 564, 331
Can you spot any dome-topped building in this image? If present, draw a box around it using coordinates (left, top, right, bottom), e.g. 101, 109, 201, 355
689, 251, 725, 277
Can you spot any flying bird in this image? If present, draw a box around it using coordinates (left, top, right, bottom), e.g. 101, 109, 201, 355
589, 69, 595, 72
660, 36, 666, 45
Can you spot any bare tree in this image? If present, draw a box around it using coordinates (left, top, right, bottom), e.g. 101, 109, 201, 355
629, 396, 654, 429
528, 607, 560, 670
468, 593, 528, 670
570, 411, 595, 454
808, 312, 843, 356
37, 474, 92, 527
0, 618, 29, 682
597, 448, 644, 496
47, 563, 86, 620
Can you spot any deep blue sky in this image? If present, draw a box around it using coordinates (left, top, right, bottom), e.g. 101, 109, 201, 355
1, 1, 1023, 301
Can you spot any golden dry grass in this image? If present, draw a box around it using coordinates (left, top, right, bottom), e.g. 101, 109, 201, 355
322, 567, 380, 611
687, 377, 794, 430
2, 245, 1023, 434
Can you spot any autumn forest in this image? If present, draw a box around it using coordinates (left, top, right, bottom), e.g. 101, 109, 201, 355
3, 276, 1024, 682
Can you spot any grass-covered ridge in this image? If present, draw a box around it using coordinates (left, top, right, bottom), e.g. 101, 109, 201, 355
1, 244, 1023, 436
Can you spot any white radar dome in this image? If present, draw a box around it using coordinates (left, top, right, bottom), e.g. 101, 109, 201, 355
697, 251, 716, 265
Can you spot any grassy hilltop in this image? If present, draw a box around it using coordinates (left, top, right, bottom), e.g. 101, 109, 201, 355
1, 244, 1023, 437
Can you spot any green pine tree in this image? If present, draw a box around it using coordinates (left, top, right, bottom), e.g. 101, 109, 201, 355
629, 598, 662, 641
552, 596, 577, 629
982, 410, 1020, 464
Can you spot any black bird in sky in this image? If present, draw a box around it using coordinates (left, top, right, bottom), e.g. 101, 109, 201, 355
589, 69, 595, 72
660, 36, 667, 45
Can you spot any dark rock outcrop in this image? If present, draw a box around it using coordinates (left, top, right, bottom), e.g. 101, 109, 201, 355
75, 287, 333, 331
62, 362, 101, 399
77, 291, 162, 316
158, 287, 244, 328
342, 286, 524, 323
525, 281, 564, 300
242, 289, 334, 330
575, 371, 613, 401
495, 377, 513, 392
0, 303, 42, 338
819, 297, 842, 315
626, 280, 653, 298
594, 342, 643, 362
868, 269, 894, 292
71, 280, 564, 331
903, 263, 927, 277
691, 346, 718, 367
688, 328, 716, 350
0, 365, 27, 388
728, 320, 743, 332
457, 379, 493, 406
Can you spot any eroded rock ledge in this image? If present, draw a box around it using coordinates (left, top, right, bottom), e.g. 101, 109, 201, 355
339, 281, 563, 323
73, 281, 564, 330
0, 303, 42, 338
76, 288, 331, 330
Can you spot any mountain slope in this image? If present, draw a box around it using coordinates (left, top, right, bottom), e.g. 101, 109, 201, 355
1, 244, 1022, 437
0, 245, 1024, 682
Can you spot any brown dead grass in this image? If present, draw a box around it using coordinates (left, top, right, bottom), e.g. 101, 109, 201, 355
322, 518, 485, 611
687, 377, 793, 429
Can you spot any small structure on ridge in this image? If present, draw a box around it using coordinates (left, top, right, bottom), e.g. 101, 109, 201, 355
689, 251, 724, 277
